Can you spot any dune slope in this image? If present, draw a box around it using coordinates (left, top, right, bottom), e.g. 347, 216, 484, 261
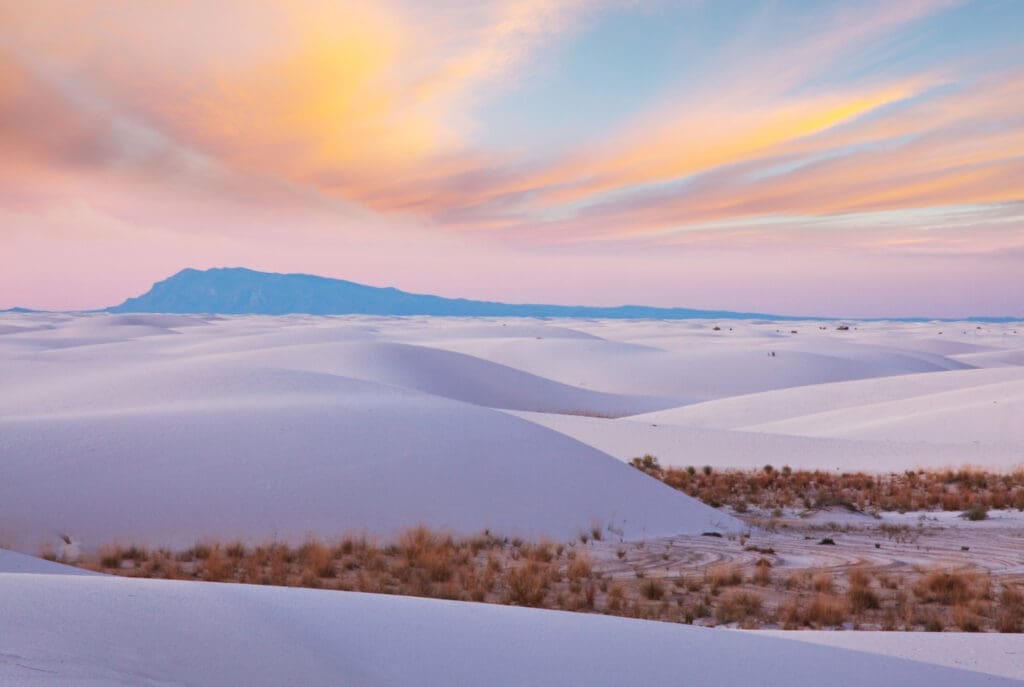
1, 570, 1019, 686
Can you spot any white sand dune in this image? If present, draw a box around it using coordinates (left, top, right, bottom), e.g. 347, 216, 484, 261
635, 366, 1024, 430
755, 630, 1024, 681
505, 410, 1024, 471
425, 334, 969, 400
952, 348, 1024, 367
1, 568, 1019, 686
746, 378, 1024, 443
0, 549, 98, 576
4, 313, 1023, 685
1, 319, 737, 552
1, 381, 735, 551
236, 339, 673, 415
2, 313, 1021, 555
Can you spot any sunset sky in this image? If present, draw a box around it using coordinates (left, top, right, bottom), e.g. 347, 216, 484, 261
2, 0, 1022, 316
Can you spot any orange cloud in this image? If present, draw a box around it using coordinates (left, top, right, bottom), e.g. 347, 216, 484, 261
1, 0, 1020, 256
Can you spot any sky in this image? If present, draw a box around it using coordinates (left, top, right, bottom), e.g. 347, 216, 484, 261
1, 0, 1022, 317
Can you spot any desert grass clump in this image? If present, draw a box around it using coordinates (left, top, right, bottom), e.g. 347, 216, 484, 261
566, 553, 592, 587
298, 539, 335, 580
604, 583, 627, 614
751, 558, 772, 586
640, 578, 666, 601
777, 597, 805, 629
201, 545, 230, 582
995, 585, 1024, 633
952, 604, 983, 632
715, 590, 763, 627
505, 562, 550, 607
811, 570, 835, 594
98, 545, 124, 569
913, 568, 987, 605
707, 563, 743, 593
527, 539, 555, 563
847, 568, 880, 613
962, 504, 989, 521
805, 595, 849, 628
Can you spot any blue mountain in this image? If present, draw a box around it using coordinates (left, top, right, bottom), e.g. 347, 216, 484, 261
107, 267, 802, 319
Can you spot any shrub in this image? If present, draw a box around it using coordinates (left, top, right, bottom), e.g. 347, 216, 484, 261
996, 585, 1023, 633
752, 558, 772, 586
715, 590, 763, 626
98, 546, 124, 569
528, 539, 555, 563
811, 570, 835, 594
805, 595, 849, 627
962, 505, 989, 521
847, 568, 880, 612
629, 454, 661, 473
707, 564, 742, 592
298, 540, 334, 579
506, 562, 549, 607
566, 553, 592, 584
640, 579, 665, 601
848, 585, 880, 612
913, 569, 986, 605
952, 604, 982, 632
202, 546, 229, 582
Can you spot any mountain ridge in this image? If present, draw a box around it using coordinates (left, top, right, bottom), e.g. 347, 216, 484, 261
99, 267, 1020, 322
107, 267, 805, 320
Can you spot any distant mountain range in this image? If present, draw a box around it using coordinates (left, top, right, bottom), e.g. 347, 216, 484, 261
107, 267, 802, 320
1, 267, 1014, 321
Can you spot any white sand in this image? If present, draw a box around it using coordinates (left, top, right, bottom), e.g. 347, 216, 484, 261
3, 314, 1021, 554
1, 314, 743, 553
3, 313, 1022, 685
1, 567, 1019, 686
755, 630, 1024, 681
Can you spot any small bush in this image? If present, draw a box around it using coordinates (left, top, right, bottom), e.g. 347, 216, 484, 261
566, 554, 592, 584
707, 564, 743, 592
811, 571, 835, 594
640, 579, 665, 601
996, 585, 1023, 632
952, 604, 982, 632
506, 562, 549, 607
715, 590, 763, 626
752, 559, 772, 586
805, 595, 849, 627
962, 505, 989, 521
913, 569, 986, 605
98, 546, 123, 569
847, 569, 880, 612
202, 546, 229, 582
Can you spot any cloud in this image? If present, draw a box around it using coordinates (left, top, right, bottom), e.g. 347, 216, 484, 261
0, 0, 1021, 317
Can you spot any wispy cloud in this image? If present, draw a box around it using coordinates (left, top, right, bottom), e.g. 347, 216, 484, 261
1, 0, 1021, 314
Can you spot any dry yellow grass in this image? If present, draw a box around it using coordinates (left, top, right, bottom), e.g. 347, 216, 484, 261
707, 563, 743, 592
631, 459, 1024, 514
71, 527, 1024, 632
